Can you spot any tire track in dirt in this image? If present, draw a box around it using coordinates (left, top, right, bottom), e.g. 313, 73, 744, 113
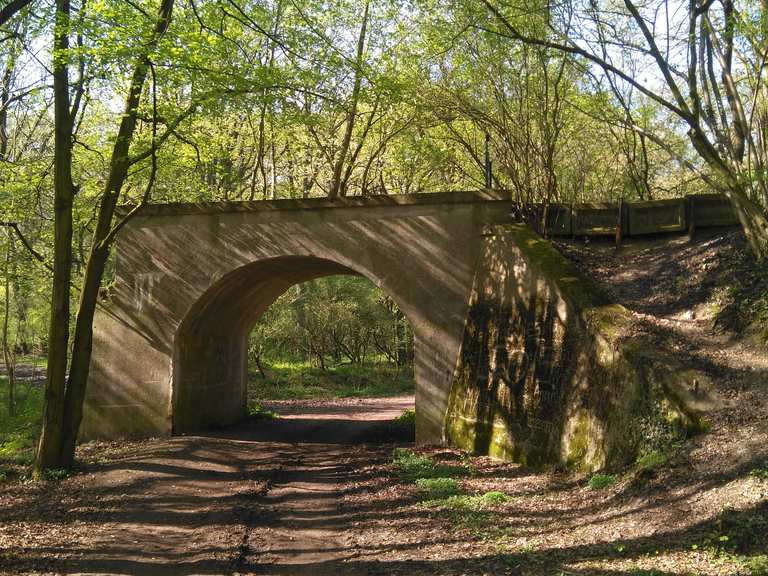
231, 397, 414, 575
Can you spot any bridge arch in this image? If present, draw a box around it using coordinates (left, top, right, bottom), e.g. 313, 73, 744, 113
80, 191, 512, 444
171, 255, 420, 433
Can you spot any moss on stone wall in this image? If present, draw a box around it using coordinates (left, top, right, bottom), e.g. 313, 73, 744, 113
444, 224, 714, 471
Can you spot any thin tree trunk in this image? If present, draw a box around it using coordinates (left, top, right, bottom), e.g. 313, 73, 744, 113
35, 0, 75, 474
3, 229, 15, 417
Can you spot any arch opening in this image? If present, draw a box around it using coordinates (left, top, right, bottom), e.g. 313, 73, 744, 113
247, 275, 415, 411
172, 256, 417, 434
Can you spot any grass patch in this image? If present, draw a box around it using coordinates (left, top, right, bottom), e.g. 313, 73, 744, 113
416, 477, 462, 499
588, 473, 617, 490
248, 361, 414, 400
0, 377, 43, 470
423, 490, 513, 540
391, 448, 466, 482
425, 491, 512, 510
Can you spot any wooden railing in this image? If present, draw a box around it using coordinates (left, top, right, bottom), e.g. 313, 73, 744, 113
523, 194, 738, 240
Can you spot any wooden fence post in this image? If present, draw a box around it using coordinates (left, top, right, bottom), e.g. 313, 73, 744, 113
615, 198, 624, 247
687, 195, 696, 239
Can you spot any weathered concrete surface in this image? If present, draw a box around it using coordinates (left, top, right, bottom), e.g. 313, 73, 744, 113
444, 224, 715, 470
81, 191, 513, 444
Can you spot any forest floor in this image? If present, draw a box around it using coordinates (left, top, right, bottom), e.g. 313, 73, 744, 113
0, 228, 767, 575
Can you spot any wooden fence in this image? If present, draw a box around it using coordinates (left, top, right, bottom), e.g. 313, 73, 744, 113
525, 194, 739, 240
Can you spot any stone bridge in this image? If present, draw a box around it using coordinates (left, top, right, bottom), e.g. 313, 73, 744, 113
83, 190, 712, 469
82, 191, 514, 444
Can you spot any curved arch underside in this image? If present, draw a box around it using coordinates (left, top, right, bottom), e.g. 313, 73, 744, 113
173, 256, 363, 432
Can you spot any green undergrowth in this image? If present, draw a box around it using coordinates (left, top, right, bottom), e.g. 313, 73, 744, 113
392, 448, 466, 481
635, 450, 668, 471
424, 488, 514, 540
0, 377, 43, 479
416, 477, 463, 499
750, 464, 768, 480
392, 448, 512, 540
689, 504, 768, 574
248, 361, 414, 400
586, 449, 675, 491
247, 402, 279, 420
394, 408, 415, 426
710, 247, 768, 343
588, 473, 618, 490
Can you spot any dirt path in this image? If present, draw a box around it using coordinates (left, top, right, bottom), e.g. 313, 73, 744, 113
0, 397, 414, 576
235, 397, 414, 574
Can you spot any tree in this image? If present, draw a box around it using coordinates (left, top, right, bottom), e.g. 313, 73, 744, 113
478, 0, 768, 260
36, 0, 179, 473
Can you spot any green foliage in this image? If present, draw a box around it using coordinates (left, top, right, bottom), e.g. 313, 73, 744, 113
750, 465, 768, 480
693, 504, 768, 567
424, 491, 512, 510
415, 477, 462, 499
394, 409, 415, 425
635, 450, 668, 471
0, 377, 43, 466
391, 448, 466, 482
745, 555, 768, 576
247, 403, 278, 420
588, 473, 617, 490
41, 468, 71, 481
249, 276, 414, 372
249, 361, 414, 401
421, 490, 513, 541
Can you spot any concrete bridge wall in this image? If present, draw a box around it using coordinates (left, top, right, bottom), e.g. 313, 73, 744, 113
80, 191, 514, 444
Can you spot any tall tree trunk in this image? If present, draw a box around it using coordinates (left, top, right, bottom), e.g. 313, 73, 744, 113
35, 0, 75, 474
328, 0, 369, 198
57, 0, 175, 468
689, 129, 768, 260
0, 39, 16, 160
3, 229, 15, 417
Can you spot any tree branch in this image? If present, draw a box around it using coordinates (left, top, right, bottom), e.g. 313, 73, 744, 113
0, 221, 50, 269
